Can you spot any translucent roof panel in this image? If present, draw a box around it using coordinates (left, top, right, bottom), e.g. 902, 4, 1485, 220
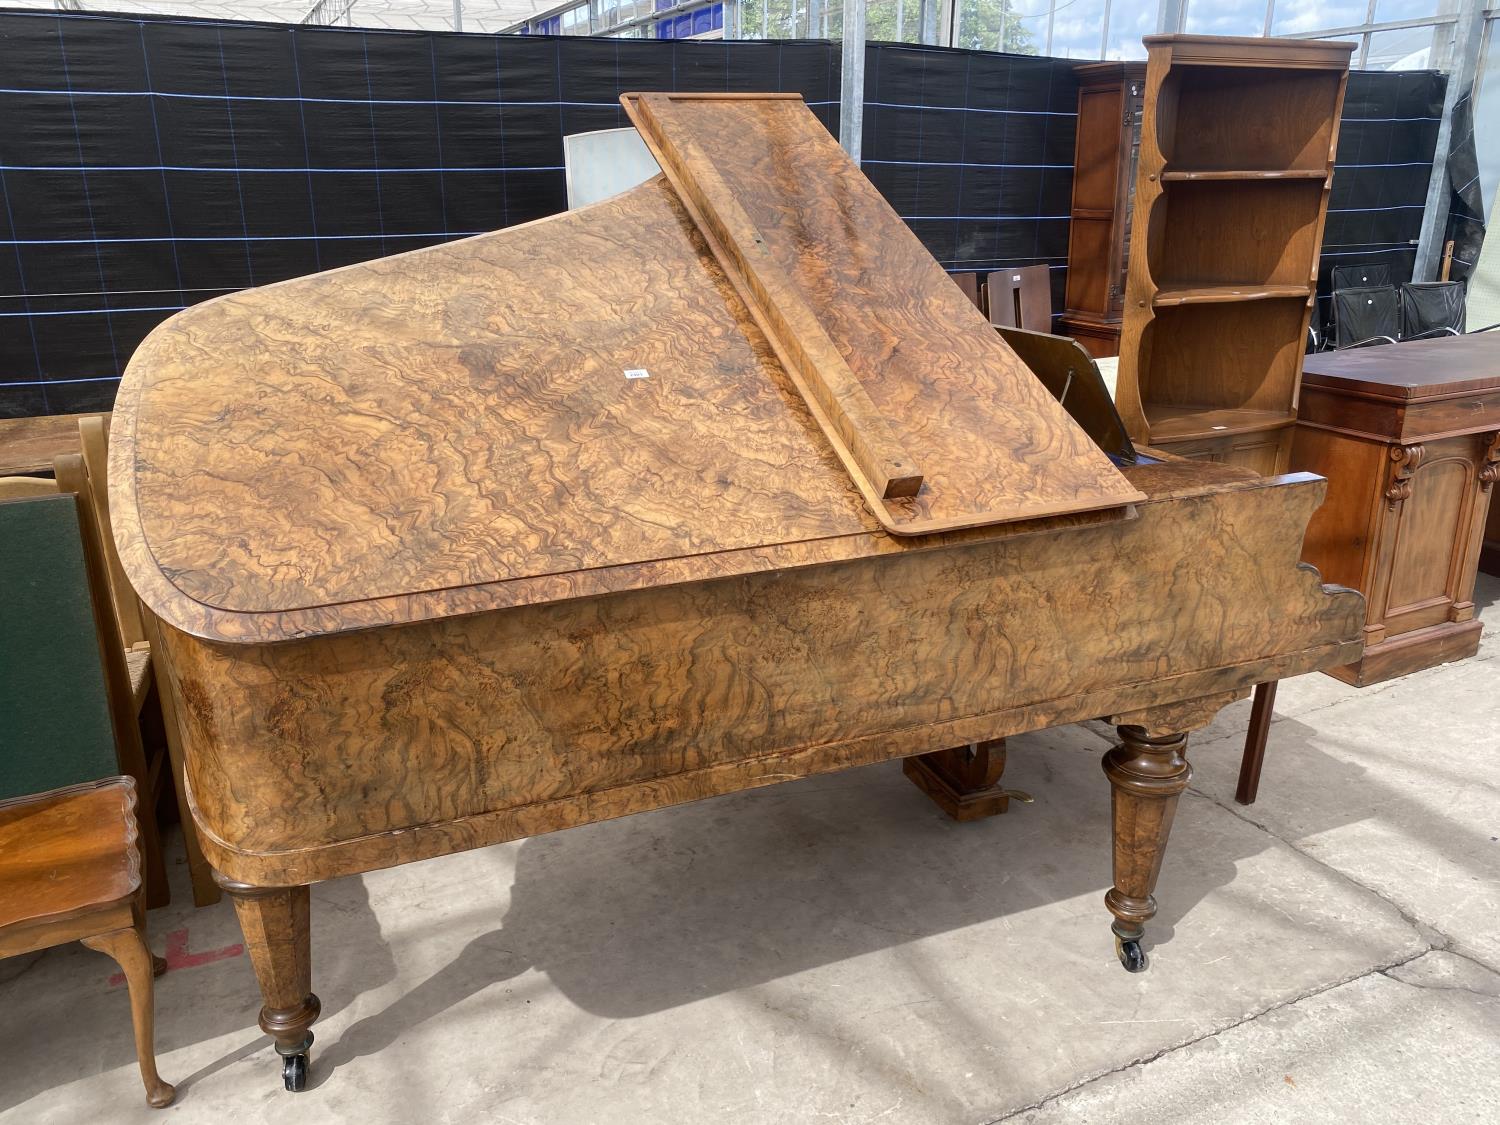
1, 1, 549, 33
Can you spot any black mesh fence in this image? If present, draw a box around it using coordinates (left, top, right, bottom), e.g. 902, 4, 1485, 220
0, 9, 1444, 417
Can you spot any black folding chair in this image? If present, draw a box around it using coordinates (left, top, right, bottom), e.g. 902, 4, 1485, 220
1331, 286, 1399, 349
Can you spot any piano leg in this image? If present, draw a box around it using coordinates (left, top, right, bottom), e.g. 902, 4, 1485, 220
214, 874, 322, 1091
1101, 724, 1193, 974
902, 738, 1031, 820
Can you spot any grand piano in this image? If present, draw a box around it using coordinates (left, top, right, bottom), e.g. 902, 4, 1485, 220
110, 94, 1364, 1092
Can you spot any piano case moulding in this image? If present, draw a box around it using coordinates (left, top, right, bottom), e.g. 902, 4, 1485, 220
109, 91, 1364, 1091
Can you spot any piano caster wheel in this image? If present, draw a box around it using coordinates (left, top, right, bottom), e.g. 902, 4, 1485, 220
1115, 934, 1148, 974
276, 1032, 313, 1092
281, 1052, 309, 1092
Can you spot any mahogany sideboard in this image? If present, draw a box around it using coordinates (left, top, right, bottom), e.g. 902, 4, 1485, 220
1293, 332, 1500, 685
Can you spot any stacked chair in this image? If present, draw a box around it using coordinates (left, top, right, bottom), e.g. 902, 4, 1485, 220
946, 265, 1055, 333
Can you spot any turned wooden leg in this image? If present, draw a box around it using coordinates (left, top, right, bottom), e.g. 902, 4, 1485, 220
81, 914, 176, 1108
1236, 681, 1278, 806
1101, 725, 1193, 973
215, 873, 321, 1092
904, 738, 1030, 821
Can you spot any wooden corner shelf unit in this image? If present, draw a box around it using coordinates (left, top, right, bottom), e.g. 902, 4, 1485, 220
1114, 34, 1355, 475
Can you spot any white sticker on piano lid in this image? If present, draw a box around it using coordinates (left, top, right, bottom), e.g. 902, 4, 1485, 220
624, 368, 650, 380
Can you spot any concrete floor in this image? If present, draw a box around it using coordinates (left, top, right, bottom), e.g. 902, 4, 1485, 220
3, 577, 1497, 1124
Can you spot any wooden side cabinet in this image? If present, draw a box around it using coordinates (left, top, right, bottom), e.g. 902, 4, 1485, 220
1059, 62, 1145, 359
1293, 334, 1500, 686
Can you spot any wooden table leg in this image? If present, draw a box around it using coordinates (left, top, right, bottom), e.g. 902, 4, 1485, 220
81, 904, 176, 1108
215, 874, 321, 1092
1102, 724, 1193, 973
1236, 680, 1278, 806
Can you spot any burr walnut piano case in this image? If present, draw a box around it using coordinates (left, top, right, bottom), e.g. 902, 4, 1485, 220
109, 93, 1363, 1092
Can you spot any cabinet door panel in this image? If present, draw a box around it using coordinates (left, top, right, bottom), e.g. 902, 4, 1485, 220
1384, 447, 1474, 631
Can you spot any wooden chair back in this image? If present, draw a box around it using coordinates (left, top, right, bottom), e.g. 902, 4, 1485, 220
950, 271, 985, 315
0, 475, 57, 500
987, 265, 1053, 332
78, 414, 147, 648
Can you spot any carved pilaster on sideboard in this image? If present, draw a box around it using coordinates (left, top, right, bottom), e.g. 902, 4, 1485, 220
1385, 443, 1426, 510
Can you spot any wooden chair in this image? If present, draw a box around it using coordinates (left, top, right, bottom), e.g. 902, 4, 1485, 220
949, 270, 986, 315
1, 483, 169, 907
0, 777, 175, 1107
75, 417, 221, 907
987, 265, 1053, 333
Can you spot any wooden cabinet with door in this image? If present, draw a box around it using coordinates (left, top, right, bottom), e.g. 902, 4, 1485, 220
1060, 62, 1145, 359
1293, 334, 1500, 685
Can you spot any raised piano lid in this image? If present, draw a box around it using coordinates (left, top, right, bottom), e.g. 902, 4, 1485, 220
110, 93, 1144, 644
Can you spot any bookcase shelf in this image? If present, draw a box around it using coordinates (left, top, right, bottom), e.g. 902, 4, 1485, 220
1115, 34, 1355, 475
1152, 284, 1311, 307
1159, 169, 1329, 182
1144, 404, 1297, 443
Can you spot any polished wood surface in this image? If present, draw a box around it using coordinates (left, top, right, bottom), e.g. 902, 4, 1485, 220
623, 93, 1141, 531
0, 778, 174, 1108
1061, 62, 1145, 358
111, 89, 1366, 1087
1115, 35, 1353, 473
627, 93, 924, 503
112, 96, 1142, 652
0, 779, 140, 939
0, 412, 97, 477
1301, 331, 1500, 427
1293, 337, 1499, 685
152, 464, 1360, 887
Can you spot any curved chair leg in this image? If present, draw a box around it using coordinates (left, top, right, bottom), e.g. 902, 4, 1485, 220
81, 926, 176, 1108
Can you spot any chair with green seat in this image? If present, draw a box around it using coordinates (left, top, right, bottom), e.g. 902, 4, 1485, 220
1, 464, 169, 905
0, 487, 177, 1107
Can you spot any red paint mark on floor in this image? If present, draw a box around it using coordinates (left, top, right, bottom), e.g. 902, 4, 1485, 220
108, 927, 244, 987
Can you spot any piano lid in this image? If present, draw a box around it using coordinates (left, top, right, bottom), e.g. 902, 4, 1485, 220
110, 93, 1143, 643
